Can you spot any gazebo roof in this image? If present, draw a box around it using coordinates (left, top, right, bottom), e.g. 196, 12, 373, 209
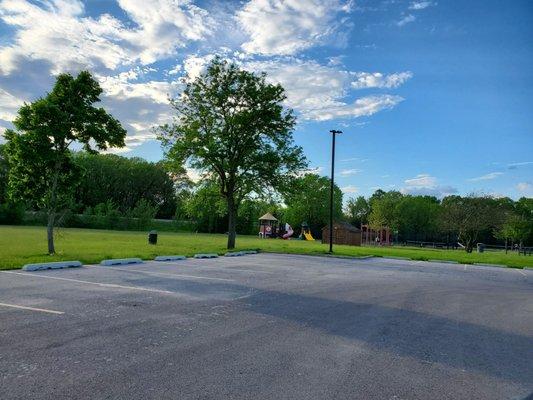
259, 212, 277, 221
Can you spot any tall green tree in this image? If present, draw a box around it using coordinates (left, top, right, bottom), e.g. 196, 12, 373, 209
345, 196, 370, 227
158, 58, 306, 248
396, 195, 440, 241
439, 195, 501, 252
74, 153, 178, 218
4, 71, 126, 254
368, 190, 403, 231
283, 173, 343, 236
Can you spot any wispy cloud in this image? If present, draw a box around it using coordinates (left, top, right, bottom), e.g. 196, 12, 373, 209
397, 14, 416, 27
351, 71, 412, 89
341, 185, 358, 194
508, 161, 533, 170
401, 174, 457, 197
468, 172, 503, 182
516, 182, 533, 195
408, 1, 436, 10
339, 168, 362, 176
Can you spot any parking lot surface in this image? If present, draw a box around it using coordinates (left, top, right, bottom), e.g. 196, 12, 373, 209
1, 254, 532, 399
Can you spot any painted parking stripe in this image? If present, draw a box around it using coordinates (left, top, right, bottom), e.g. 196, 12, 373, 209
0, 302, 64, 315
87, 265, 235, 282
1, 271, 174, 295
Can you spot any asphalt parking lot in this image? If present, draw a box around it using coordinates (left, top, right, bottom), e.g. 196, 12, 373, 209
1, 254, 532, 400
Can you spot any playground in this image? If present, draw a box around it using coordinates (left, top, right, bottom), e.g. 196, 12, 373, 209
1, 253, 531, 399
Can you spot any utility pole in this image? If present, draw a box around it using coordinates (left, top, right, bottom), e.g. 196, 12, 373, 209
329, 130, 342, 253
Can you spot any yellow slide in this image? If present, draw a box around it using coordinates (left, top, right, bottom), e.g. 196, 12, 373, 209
303, 232, 314, 241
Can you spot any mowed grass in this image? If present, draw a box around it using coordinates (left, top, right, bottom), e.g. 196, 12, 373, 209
0, 225, 531, 270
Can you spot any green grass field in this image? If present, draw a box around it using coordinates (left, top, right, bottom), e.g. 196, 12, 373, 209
1, 225, 531, 270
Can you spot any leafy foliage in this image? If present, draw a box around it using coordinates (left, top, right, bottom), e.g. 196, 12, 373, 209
283, 174, 343, 236
3, 71, 126, 254
158, 58, 307, 248
345, 196, 371, 227
74, 153, 178, 218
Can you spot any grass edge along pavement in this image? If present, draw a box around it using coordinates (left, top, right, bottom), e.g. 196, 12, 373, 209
0, 225, 531, 270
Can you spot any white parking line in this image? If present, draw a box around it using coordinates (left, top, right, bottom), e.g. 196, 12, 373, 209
0, 302, 64, 315
87, 265, 235, 282
1, 271, 174, 295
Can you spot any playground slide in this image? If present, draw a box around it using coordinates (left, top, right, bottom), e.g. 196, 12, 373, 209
303, 232, 314, 241
282, 228, 294, 239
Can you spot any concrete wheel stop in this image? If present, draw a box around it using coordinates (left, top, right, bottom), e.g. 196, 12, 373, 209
100, 258, 144, 266
22, 261, 82, 272
194, 253, 219, 259
154, 255, 187, 261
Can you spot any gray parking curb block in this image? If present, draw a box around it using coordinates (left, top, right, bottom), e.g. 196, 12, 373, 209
240, 250, 258, 254
428, 259, 459, 264
100, 258, 144, 266
22, 261, 82, 271
382, 256, 411, 261
154, 255, 186, 261
194, 253, 218, 259
322, 254, 375, 261
473, 263, 508, 268
225, 252, 244, 257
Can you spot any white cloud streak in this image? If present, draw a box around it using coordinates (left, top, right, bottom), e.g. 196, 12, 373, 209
468, 172, 503, 182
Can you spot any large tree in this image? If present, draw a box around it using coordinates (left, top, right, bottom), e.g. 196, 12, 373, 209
158, 58, 306, 248
283, 173, 343, 236
439, 195, 502, 252
4, 71, 126, 254
345, 195, 371, 227
74, 153, 179, 218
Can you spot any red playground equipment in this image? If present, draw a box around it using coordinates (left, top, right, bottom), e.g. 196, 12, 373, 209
361, 224, 392, 246
258, 213, 278, 238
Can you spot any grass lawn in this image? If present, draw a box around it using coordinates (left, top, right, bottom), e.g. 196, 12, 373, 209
0, 225, 531, 270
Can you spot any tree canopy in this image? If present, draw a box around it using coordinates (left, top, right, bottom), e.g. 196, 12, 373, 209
158, 58, 306, 248
4, 71, 126, 254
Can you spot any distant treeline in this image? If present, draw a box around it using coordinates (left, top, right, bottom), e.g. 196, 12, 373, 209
0, 146, 531, 250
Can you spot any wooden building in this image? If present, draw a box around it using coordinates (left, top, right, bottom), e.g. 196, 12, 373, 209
322, 222, 362, 246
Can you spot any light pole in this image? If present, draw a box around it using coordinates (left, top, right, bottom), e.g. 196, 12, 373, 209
329, 129, 342, 253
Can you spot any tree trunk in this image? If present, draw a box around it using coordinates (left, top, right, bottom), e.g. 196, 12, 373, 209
47, 210, 56, 255
47, 161, 61, 255
227, 196, 237, 249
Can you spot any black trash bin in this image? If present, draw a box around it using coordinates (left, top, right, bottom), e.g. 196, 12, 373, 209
148, 230, 158, 245
477, 243, 485, 253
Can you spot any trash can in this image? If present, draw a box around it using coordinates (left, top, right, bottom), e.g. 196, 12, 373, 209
477, 243, 485, 253
148, 230, 158, 245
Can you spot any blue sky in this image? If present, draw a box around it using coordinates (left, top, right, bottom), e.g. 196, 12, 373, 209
0, 0, 532, 199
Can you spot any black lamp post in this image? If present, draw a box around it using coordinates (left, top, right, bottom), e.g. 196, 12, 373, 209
328, 129, 342, 253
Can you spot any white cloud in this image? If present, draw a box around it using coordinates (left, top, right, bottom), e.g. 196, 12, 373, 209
0, 0, 214, 75
468, 172, 503, 182
243, 58, 405, 120
404, 173, 437, 187
237, 0, 352, 55
341, 185, 358, 193
401, 174, 457, 197
340, 168, 361, 176
409, 1, 435, 10
508, 161, 533, 170
182, 54, 215, 81
397, 14, 416, 26
351, 72, 412, 89
0, 87, 24, 121
516, 182, 533, 196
